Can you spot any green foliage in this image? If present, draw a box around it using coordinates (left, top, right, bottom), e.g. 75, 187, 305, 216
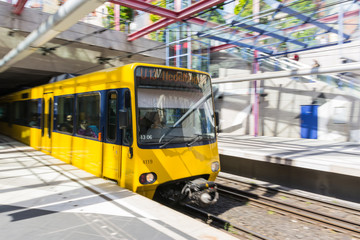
278, 0, 317, 42
120, 6, 133, 21
293, 28, 317, 40
209, 5, 226, 24
150, 14, 162, 23
149, 30, 165, 42
234, 0, 318, 42
148, 1, 168, 41
234, 0, 252, 17
105, 5, 133, 30
234, 0, 273, 17
150, 0, 167, 23
292, 0, 317, 14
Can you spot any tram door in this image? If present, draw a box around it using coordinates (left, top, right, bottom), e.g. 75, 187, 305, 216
41, 93, 54, 153
119, 90, 133, 189
102, 91, 122, 181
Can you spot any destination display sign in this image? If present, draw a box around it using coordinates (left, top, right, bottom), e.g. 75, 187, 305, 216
135, 66, 209, 90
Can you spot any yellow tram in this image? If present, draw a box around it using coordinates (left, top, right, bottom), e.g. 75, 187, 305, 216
0, 63, 219, 206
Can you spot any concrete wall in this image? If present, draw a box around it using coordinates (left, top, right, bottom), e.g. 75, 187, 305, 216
260, 77, 360, 142
215, 77, 360, 142
213, 42, 360, 143
220, 154, 360, 203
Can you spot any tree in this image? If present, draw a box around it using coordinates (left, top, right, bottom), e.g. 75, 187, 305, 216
234, 0, 271, 17
234, 0, 317, 43
106, 4, 134, 31
149, 0, 167, 23
149, 0, 167, 41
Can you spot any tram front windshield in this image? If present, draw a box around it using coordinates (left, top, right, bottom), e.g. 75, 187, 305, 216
135, 67, 216, 147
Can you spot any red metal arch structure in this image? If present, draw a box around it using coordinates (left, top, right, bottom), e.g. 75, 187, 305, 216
209, 8, 360, 53
12, 0, 29, 15
13, 0, 226, 42
12, 0, 359, 54
109, 0, 226, 41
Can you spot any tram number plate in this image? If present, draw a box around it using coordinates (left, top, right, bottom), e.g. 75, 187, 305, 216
140, 135, 153, 140
143, 159, 153, 164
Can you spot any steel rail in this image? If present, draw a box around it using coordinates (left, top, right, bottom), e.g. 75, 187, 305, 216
217, 184, 360, 237
178, 203, 273, 240
217, 175, 360, 216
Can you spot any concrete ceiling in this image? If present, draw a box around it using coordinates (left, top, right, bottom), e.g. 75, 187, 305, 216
0, 2, 165, 96
0, 67, 61, 95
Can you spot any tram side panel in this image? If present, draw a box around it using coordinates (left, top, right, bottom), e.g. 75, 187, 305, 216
0, 88, 42, 149
51, 73, 111, 178
111, 68, 137, 192
49, 70, 131, 183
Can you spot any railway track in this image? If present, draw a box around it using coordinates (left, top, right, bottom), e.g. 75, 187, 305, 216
166, 175, 360, 239
173, 203, 272, 240
216, 176, 360, 238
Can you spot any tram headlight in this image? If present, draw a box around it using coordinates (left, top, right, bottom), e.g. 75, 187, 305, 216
139, 172, 157, 184
211, 161, 220, 172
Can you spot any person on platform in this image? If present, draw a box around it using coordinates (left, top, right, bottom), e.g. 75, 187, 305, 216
312, 59, 320, 68
293, 54, 299, 61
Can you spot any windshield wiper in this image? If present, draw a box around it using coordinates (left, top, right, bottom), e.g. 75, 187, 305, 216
159, 90, 215, 143
186, 135, 202, 147
159, 136, 181, 149
160, 135, 204, 149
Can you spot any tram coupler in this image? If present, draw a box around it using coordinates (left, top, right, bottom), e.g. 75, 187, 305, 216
181, 178, 219, 207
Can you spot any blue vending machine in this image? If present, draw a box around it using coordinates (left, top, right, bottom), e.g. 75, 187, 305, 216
300, 105, 319, 139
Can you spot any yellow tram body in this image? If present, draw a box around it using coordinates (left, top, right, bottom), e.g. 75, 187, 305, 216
0, 63, 220, 203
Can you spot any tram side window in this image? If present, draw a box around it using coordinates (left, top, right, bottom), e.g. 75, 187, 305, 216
28, 100, 40, 127
13, 102, 20, 125
56, 96, 74, 134
123, 90, 132, 146
107, 92, 117, 142
0, 103, 7, 122
76, 93, 100, 139
13, 101, 28, 126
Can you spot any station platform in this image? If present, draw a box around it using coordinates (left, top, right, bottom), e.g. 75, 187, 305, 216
0, 134, 237, 240
218, 134, 360, 203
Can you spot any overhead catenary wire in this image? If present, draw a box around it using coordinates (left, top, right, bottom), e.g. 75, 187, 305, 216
42, 0, 232, 52
39, 0, 358, 75
201, 0, 352, 42
42, 0, 349, 52
18, 0, 356, 55
32, 0, 174, 52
